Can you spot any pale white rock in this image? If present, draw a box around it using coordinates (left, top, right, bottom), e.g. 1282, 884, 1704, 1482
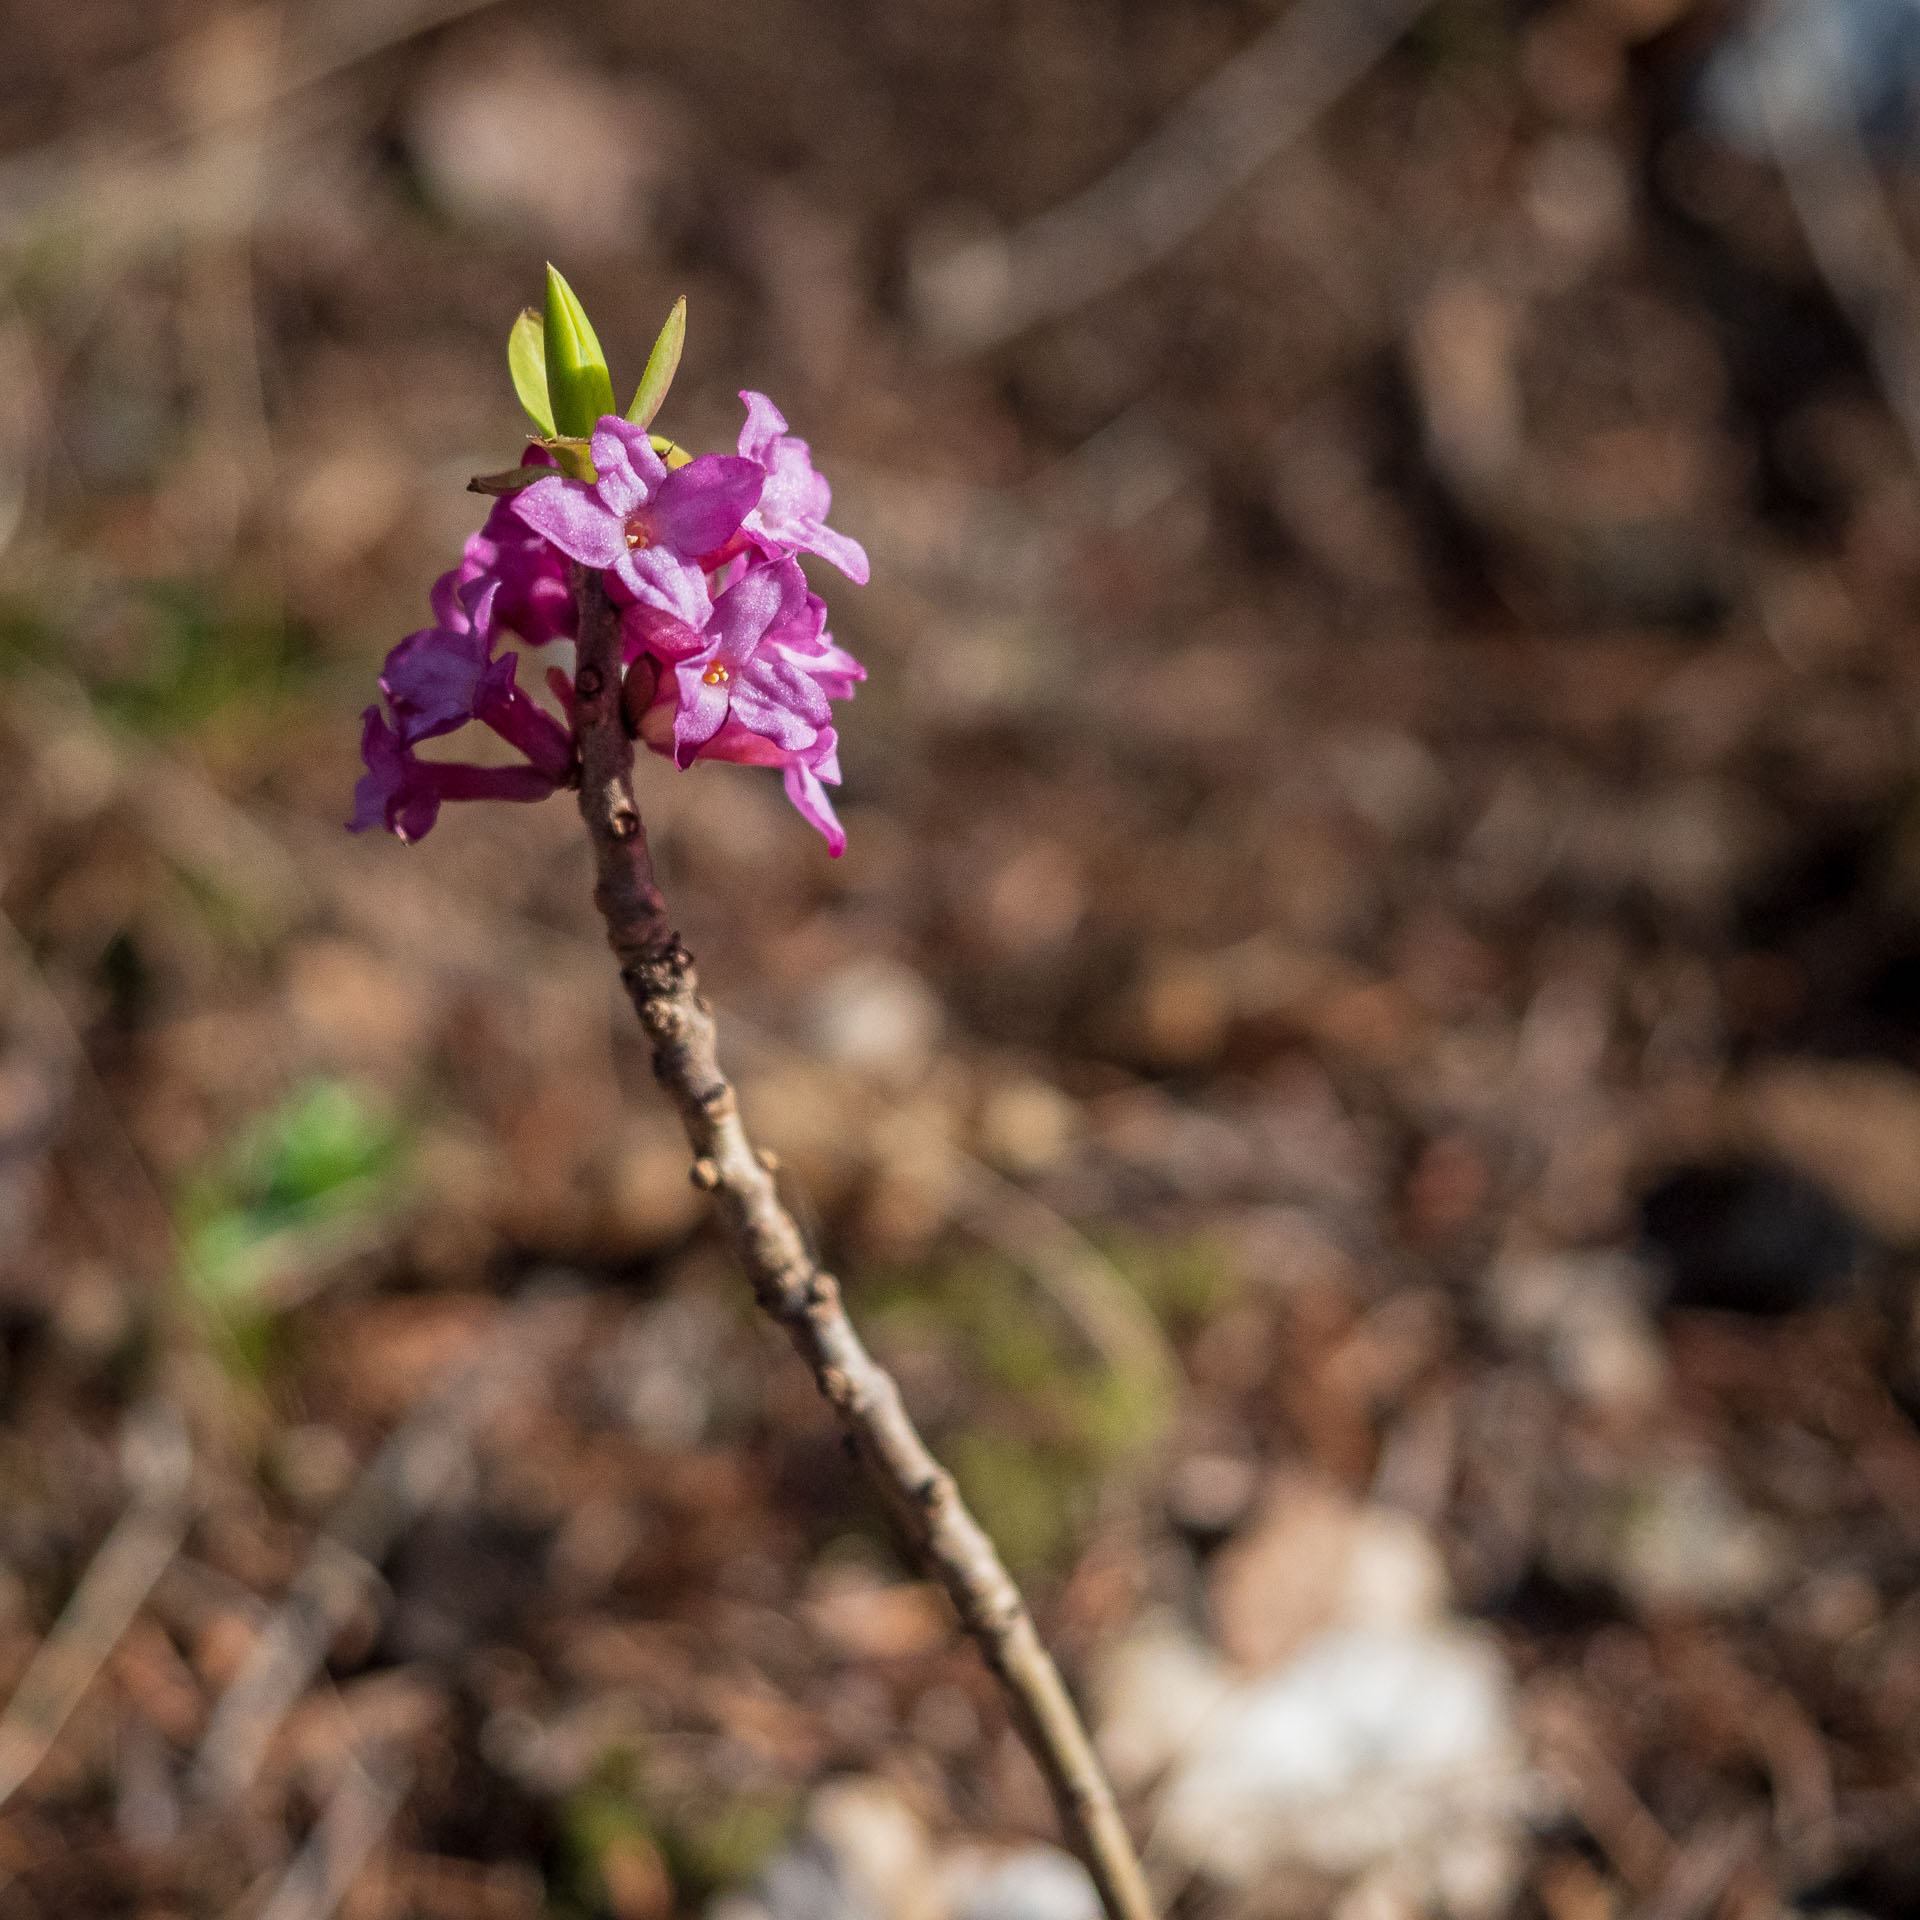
941, 1844, 1102, 1920
1152, 1622, 1530, 1907
808, 1777, 941, 1920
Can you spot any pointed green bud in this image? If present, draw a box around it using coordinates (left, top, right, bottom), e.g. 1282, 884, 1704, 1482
541, 264, 615, 439
626, 295, 686, 429
508, 307, 554, 435
649, 432, 694, 471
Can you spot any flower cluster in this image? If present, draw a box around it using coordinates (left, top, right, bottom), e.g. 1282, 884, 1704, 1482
353, 275, 867, 854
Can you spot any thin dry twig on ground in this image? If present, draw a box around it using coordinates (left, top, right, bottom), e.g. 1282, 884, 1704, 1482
1527, 1681, 1676, 1901
190, 1286, 587, 1806
244, 1751, 411, 1920
1631, 1811, 1769, 1920
909, 0, 1435, 355
943, 1152, 1184, 1408
569, 567, 1159, 1920
0, 1402, 193, 1809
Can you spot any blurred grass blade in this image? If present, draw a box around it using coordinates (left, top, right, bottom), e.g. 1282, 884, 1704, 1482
508, 307, 555, 435
626, 295, 686, 428
542, 265, 615, 438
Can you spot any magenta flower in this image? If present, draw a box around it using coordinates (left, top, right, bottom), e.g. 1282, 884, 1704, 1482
466, 456, 576, 646
353, 564, 573, 842
624, 556, 866, 771
350, 281, 866, 857
380, 569, 494, 745
350, 709, 562, 843
511, 416, 762, 628
377, 575, 573, 780
737, 391, 869, 584
635, 688, 851, 856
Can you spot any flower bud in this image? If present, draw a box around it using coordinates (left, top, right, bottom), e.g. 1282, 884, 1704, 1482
542, 264, 615, 439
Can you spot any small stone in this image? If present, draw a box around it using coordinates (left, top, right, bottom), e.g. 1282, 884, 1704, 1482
1166, 1451, 1261, 1540
803, 1563, 952, 1661
1485, 1250, 1668, 1418
1153, 1623, 1529, 1894
941, 1844, 1101, 1920
807, 1777, 938, 1920
976, 1075, 1080, 1178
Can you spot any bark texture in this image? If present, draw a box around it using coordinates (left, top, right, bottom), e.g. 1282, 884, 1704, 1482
569, 568, 1157, 1920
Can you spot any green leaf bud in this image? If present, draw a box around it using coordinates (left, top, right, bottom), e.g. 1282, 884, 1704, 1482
508, 307, 555, 435
541, 264, 615, 439
626, 295, 686, 429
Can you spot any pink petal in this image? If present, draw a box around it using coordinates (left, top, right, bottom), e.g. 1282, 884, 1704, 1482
671, 667, 732, 766
648, 456, 764, 559
783, 756, 845, 855
590, 416, 666, 518
807, 522, 871, 584
511, 478, 626, 567
737, 390, 788, 463
618, 547, 713, 629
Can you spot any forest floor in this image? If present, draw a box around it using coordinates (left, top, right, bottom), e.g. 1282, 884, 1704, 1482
4, 2, 1920, 1917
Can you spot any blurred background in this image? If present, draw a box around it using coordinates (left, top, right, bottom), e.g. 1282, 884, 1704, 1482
6, 0, 1920, 1915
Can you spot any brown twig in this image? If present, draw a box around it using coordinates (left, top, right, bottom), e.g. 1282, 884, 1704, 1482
0, 1402, 192, 1809
569, 566, 1158, 1920
245, 1750, 410, 1920
908, 0, 1435, 356
192, 1285, 587, 1805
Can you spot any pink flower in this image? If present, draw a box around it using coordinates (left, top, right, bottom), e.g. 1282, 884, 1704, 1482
625, 556, 865, 763
349, 708, 561, 843
737, 391, 870, 583
465, 450, 575, 646
353, 567, 573, 842
636, 689, 851, 856
625, 555, 863, 853
511, 416, 762, 628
